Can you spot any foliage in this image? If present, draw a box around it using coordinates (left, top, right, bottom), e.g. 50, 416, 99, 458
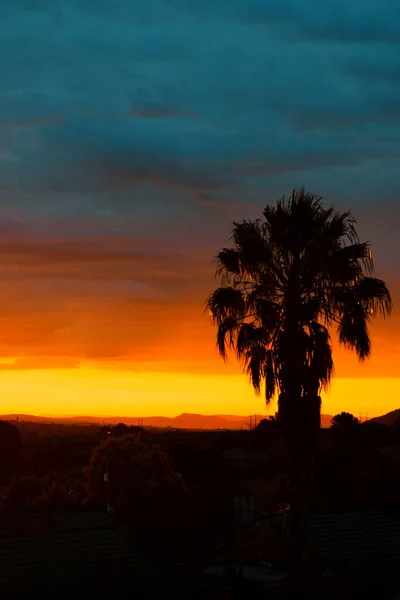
84, 433, 187, 505
207, 188, 392, 463
100, 423, 144, 438
206, 188, 392, 591
331, 412, 360, 429
83, 433, 190, 552
252, 416, 279, 451
4, 472, 83, 512
207, 188, 391, 399
255, 415, 277, 432
0, 420, 22, 482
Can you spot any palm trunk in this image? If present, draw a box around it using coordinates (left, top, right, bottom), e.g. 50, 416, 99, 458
287, 477, 306, 598
279, 390, 321, 598
278, 392, 304, 595
284, 428, 306, 597
287, 442, 312, 599
278, 275, 319, 596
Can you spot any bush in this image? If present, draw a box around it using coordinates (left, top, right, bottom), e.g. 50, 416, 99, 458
83, 433, 190, 554
0, 421, 22, 483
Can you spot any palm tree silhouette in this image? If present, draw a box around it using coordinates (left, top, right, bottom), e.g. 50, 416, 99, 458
206, 187, 392, 593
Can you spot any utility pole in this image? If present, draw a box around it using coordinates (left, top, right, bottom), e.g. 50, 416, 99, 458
104, 456, 109, 513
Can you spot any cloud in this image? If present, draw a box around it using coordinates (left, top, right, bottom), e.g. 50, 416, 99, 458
0, 357, 80, 370
284, 3, 400, 44
0, 0, 399, 210
0, 0, 398, 376
0, 230, 215, 295
131, 108, 197, 119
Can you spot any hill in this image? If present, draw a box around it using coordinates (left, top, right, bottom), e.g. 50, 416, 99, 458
370, 408, 400, 427
0, 412, 335, 430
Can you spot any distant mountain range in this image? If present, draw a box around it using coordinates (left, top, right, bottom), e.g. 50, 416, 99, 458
0, 412, 335, 430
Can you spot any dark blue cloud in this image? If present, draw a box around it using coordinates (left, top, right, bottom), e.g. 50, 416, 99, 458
0, 0, 399, 234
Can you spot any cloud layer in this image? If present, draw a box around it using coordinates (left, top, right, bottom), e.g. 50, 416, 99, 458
0, 0, 399, 376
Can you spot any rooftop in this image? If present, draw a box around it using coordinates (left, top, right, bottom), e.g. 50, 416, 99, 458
266, 508, 400, 575
0, 512, 155, 597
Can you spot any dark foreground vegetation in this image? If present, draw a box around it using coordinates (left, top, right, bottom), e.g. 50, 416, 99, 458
1, 413, 400, 597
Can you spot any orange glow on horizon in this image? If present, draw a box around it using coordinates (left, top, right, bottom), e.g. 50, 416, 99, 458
0, 367, 399, 419
0, 229, 398, 420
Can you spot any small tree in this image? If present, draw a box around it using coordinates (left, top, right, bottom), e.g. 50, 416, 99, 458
4, 475, 46, 511
0, 421, 22, 483
4, 473, 83, 512
84, 434, 190, 555
331, 412, 360, 429
253, 416, 279, 450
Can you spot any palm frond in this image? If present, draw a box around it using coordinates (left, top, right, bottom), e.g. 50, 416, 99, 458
307, 323, 334, 389
246, 294, 281, 332
236, 323, 256, 358
207, 287, 245, 323
324, 209, 359, 245
236, 323, 268, 358
215, 248, 241, 283
264, 349, 276, 403
335, 242, 371, 263
338, 308, 371, 360
207, 187, 392, 414
231, 220, 271, 274
244, 345, 268, 394
216, 317, 238, 360
322, 210, 353, 242
325, 242, 372, 285
355, 277, 393, 318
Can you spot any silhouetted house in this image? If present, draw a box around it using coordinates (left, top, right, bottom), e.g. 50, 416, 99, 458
266, 509, 400, 576
0, 512, 155, 598
233, 495, 255, 524
264, 509, 400, 597
379, 445, 400, 463
202, 509, 400, 598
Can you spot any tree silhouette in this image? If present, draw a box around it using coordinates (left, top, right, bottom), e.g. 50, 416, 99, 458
4, 472, 83, 512
0, 420, 22, 483
106, 423, 144, 437
331, 411, 360, 429
84, 434, 190, 554
330, 412, 360, 445
253, 415, 278, 450
4, 475, 47, 511
206, 188, 392, 592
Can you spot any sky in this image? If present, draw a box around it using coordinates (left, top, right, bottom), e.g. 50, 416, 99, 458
0, 0, 399, 418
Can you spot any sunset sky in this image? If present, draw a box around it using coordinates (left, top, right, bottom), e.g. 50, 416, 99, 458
0, 1, 399, 418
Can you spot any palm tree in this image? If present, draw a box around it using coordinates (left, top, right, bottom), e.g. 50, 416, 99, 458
206, 188, 392, 590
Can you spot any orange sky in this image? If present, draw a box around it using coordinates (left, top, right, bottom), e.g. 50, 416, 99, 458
0, 216, 398, 419
0, 249, 398, 418
1, 1, 400, 421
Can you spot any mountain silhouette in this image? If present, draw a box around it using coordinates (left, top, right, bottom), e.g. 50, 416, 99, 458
0, 412, 336, 429
370, 408, 400, 427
